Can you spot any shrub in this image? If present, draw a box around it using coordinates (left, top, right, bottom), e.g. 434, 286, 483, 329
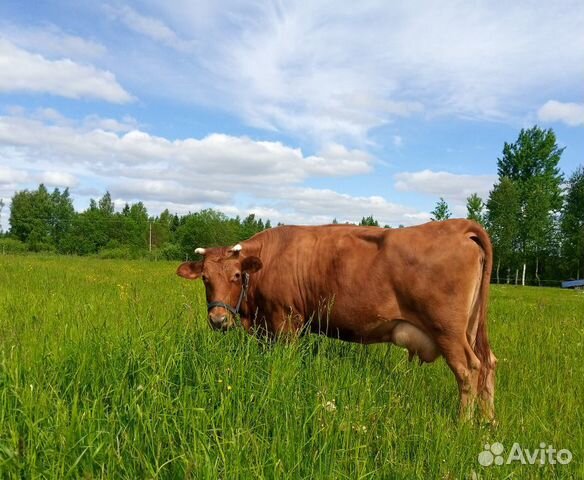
157, 243, 184, 261
96, 247, 143, 260
0, 237, 27, 254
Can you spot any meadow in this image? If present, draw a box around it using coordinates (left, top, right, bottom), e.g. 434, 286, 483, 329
0, 255, 582, 479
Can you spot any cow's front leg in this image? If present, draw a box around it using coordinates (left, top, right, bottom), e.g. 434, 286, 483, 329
271, 306, 306, 339
240, 316, 253, 332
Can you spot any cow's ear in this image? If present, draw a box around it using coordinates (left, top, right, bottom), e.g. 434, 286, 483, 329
241, 256, 262, 273
177, 261, 203, 280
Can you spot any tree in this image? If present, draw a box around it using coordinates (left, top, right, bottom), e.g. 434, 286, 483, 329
8, 185, 73, 252
0, 198, 4, 234
98, 191, 115, 215
466, 193, 486, 226
241, 213, 267, 239
61, 208, 108, 255
359, 215, 379, 227
9, 184, 54, 250
430, 197, 451, 221
561, 166, 584, 278
50, 188, 75, 250
492, 126, 564, 284
486, 178, 521, 283
177, 209, 239, 257
128, 202, 148, 223
61, 192, 120, 254
150, 209, 173, 249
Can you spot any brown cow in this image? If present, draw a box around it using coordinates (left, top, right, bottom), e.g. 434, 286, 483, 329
177, 219, 497, 420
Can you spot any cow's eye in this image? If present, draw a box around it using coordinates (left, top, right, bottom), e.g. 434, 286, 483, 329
233, 272, 241, 281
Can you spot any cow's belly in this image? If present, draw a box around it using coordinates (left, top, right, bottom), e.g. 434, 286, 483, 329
311, 313, 440, 363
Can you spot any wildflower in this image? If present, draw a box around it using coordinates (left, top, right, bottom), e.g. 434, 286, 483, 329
352, 424, 367, 433
323, 400, 337, 412
117, 283, 129, 300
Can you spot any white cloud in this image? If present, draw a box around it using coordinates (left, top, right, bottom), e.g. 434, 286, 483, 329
0, 166, 29, 184
0, 111, 373, 185
0, 167, 28, 231
37, 171, 78, 188
538, 100, 584, 127
82, 114, 139, 133
106, 5, 194, 52
264, 187, 429, 226
0, 23, 107, 59
112, 179, 231, 205
0, 107, 435, 227
0, 38, 133, 103
307, 143, 373, 176
394, 169, 496, 204
0, 108, 401, 223
140, 0, 584, 142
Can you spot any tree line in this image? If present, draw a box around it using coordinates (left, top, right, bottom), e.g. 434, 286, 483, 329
0, 188, 271, 260
1, 125, 582, 283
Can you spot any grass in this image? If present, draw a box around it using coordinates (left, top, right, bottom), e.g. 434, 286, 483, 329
0, 254, 583, 479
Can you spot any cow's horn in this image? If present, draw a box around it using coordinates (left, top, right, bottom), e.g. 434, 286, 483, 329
195, 248, 206, 255
230, 244, 242, 252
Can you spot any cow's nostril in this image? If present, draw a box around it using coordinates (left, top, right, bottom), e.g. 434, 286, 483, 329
209, 314, 227, 327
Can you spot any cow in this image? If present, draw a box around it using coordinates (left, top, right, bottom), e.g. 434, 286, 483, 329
177, 219, 497, 421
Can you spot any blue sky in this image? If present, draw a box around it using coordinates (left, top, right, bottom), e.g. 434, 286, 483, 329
1, 0, 583, 229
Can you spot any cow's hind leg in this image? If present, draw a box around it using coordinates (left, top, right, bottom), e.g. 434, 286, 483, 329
478, 350, 497, 422
435, 333, 481, 420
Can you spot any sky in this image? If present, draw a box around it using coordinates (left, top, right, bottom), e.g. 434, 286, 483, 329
1, 0, 583, 230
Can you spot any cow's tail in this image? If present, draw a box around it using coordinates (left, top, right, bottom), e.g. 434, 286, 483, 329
468, 223, 493, 394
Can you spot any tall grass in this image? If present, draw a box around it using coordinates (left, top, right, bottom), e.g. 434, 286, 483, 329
0, 255, 582, 478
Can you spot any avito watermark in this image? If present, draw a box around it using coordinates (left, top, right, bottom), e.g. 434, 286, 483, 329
478, 442, 572, 466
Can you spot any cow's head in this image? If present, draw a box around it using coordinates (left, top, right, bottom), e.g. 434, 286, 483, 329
177, 244, 262, 330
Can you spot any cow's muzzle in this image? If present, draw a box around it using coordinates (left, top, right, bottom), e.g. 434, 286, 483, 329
208, 311, 230, 330
206, 273, 250, 330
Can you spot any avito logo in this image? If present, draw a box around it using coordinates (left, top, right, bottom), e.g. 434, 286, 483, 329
478, 442, 572, 466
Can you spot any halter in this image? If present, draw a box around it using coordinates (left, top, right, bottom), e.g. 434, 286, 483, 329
207, 272, 250, 317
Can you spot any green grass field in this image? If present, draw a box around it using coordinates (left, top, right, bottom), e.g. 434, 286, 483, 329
0, 255, 582, 479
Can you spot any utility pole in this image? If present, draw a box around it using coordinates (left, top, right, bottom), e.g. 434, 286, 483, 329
149, 222, 152, 252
